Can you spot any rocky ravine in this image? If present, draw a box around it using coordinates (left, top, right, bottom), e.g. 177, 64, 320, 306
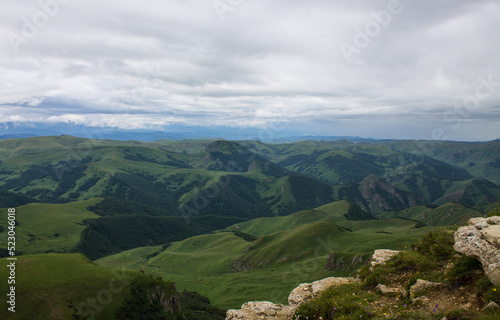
226, 216, 500, 320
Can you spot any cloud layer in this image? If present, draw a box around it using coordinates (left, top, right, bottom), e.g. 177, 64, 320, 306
1, 0, 499, 140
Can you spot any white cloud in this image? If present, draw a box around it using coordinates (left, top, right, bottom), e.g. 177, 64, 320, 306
0, 0, 499, 140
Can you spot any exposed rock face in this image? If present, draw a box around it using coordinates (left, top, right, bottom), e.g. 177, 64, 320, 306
454, 216, 500, 286
325, 253, 363, 271
370, 249, 400, 270
358, 175, 418, 214
148, 285, 182, 314
225, 277, 357, 320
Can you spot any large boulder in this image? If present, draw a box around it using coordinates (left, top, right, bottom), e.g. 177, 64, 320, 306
454, 216, 500, 286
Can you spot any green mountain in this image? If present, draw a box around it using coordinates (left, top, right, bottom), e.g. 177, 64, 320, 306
1, 136, 499, 216
239, 139, 500, 213
0, 136, 342, 218
2, 135, 499, 318
384, 139, 500, 185
0, 199, 244, 260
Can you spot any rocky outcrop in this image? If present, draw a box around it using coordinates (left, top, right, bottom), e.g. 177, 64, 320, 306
148, 285, 182, 314
409, 279, 444, 296
358, 175, 418, 214
225, 277, 357, 320
454, 216, 500, 286
225, 301, 296, 320
376, 284, 406, 296
325, 253, 363, 271
288, 277, 358, 306
370, 249, 400, 270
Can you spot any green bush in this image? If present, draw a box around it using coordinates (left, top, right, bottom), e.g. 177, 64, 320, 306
411, 228, 455, 260
483, 286, 500, 304
294, 283, 376, 319
486, 207, 500, 217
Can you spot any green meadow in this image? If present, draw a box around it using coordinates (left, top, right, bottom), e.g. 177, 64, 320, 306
97, 201, 436, 309
0, 199, 100, 255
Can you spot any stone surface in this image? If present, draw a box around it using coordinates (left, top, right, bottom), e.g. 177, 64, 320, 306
288, 277, 357, 306
409, 279, 444, 296
454, 217, 500, 286
376, 284, 406, 296
226, 277, 356, 320
482, 225, 500, 247
225, 301, 292, 320
481, 300, 499, 312
370, 249, 400, 270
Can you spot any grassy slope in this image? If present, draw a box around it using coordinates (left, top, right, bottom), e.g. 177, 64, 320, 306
385, 140, 500, 186
240, 139, 500, 212
0, 136, 343, 217
0, 253, 159, 320
0, 199, 101, 255
378, 202, 483, 226
97, 201, 432, 309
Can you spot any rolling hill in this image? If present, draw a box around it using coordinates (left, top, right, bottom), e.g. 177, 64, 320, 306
96, 200, 438, 309
1, 135, 500, 316
0, 253, 225, 320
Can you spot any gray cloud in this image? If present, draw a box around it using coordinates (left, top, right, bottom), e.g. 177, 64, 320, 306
0, 0, 499, 140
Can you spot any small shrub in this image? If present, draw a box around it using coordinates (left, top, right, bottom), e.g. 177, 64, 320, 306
294, 283, 376, 319
476, 308, 500, 320
391, 250, 435, 273
483, 286, 500, 304
486, 207, 500, 218
412, 228, 455, 260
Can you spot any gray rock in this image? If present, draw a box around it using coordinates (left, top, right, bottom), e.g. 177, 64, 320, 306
288, 277, 357, 306
409, 279, 443, 296
226, 277, 357, 320
454, 217, 500, 286
481, 300, 499, 312
370, 249, 400, 270
226, 301, 290, 320
376, 284, 406, 296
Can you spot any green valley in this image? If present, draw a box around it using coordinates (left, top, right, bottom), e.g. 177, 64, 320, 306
0, 135, 499, 319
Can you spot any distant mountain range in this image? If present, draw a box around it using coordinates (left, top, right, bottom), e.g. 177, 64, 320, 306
5, 121, 496, 143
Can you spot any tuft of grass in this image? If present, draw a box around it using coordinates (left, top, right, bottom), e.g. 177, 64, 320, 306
486, 207, 500, 217
358, 229, 455, 290
294, 283, 377, 319
411, 227, 455, 260
482, 285, 500, 305
446, 255, 483, 287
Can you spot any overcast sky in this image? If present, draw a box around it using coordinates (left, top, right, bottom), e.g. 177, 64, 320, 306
1, 0, 499, 141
